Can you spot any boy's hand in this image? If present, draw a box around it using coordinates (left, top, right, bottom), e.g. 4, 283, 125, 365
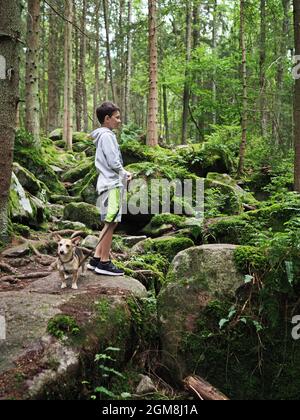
126, 172, 133, 182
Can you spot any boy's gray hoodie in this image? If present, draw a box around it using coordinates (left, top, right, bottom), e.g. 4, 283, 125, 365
91, 127, 128, 194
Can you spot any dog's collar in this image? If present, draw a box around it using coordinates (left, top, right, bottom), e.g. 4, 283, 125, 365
58, 253, 74, 265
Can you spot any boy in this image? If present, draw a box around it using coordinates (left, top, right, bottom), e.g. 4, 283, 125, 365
87, 102, 132, 276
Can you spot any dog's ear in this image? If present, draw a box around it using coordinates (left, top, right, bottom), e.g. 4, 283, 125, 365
71, 236, 81, 246
53, 234, 62, 242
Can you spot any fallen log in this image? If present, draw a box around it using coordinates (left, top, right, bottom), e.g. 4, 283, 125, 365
183, 375, 229, 401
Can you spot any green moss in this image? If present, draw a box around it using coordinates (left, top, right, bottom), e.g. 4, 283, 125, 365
47, 315, 80, 340
69, 167, 98, 204
14, 130, 66, 194
12, 223, 31, 238
63, 202, 100, 229
72, 132, 91, 143
127, 294, 159, 350
62, 159, 93, 183
234, 246, 268, 273
140, 237, 195, 262
204, 216, 258, 245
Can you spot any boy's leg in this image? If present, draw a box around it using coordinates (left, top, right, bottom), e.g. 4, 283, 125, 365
96, 222, 117, 261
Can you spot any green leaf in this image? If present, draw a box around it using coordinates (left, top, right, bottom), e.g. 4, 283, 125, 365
219, 318, 229, 329
105, 347, 121, 352
244, 275, 254, 284
94, 387, 115, 398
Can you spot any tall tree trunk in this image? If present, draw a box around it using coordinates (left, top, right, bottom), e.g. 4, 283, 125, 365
25, 0, 40, 146
63, 0, 73, 150
48, 8, 60, 132
163, 83, 169, 143
94, 0, 101, 127
75, 23, 81, 131
147, 0, 158, 147
124, 0, 133, 124
117, 0, 125, 111
103, 0, 115, 102
192, 0, 203, 142
237, 0, 247, 176
294, 0, 300, 191
212, 0, 218, 125
259, 0, 267, 137
0, 1, 20, 242
80, 0, 88, 132
181, 0, 192, 145
275, 0, 290, 147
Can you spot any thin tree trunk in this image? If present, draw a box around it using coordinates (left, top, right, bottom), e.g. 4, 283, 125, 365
103, 0, 115, 102
212, 0, 217, 125
124, 0, 133, 124
237, 0, 247, 176
94, 0, 101, 127
259, 0, 267, 137
147, 0, 159, 147
63, 0, 73, 150
192, 0, 203, 141
182, 0, 192, 145
80, 0, 88, 132
48, 8, 60, 132
75, 22, 81, 131
163, 83, 169, 143
294, 0, 300, 192
117, 0, 125, 111
0, 1, 20, 242
25, 0, 40, 146
275, 0, 290, 146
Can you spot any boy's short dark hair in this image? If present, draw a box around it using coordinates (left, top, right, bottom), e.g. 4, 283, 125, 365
96, 102, 120, 125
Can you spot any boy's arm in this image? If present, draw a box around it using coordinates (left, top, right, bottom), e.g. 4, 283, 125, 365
99, 133, 130, 178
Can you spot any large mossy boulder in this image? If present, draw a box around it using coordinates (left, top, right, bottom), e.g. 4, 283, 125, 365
61, 159, 93, 183
13, 162, 48, 200
204, 173, 259, 218
69, 167, 98, 204
143, 213, 203, 242
132, 236, 195, 262
0, 271, 147, 400
177, 142, 235, 177
63, 202, 100, 230
204, 199, 300, 246
9, 173, 48, 226
206, 173, 258, 208
14, 132, 66, 195
158, 244, 243, 382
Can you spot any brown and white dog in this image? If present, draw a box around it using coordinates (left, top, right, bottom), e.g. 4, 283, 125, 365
53, 235, 86, 290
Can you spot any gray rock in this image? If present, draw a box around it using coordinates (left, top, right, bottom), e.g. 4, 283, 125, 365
122, 236, 147, 247
0, 271, 147, 399
81, 235, 99, 249
58, 220, 87, 231
136, 375, 157, 395
158, 244, 244, 381
1, 242, 31, 258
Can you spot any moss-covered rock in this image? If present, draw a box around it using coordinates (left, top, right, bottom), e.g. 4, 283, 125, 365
206, 173, 258, 207
49, 128, 63, 141
158, 244, 243, 383
50, 195, 82, 205
132, 236, 194, 262
9, 173, 48, 227
13, 162, 49, 200
61, 159, 93, 183
63, 202, 100, 230
14, 131, 66, 195
69, 167, 98, 204
177, 142, 235, 177
204, 216, 258, 245
143, 214, 203, 242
